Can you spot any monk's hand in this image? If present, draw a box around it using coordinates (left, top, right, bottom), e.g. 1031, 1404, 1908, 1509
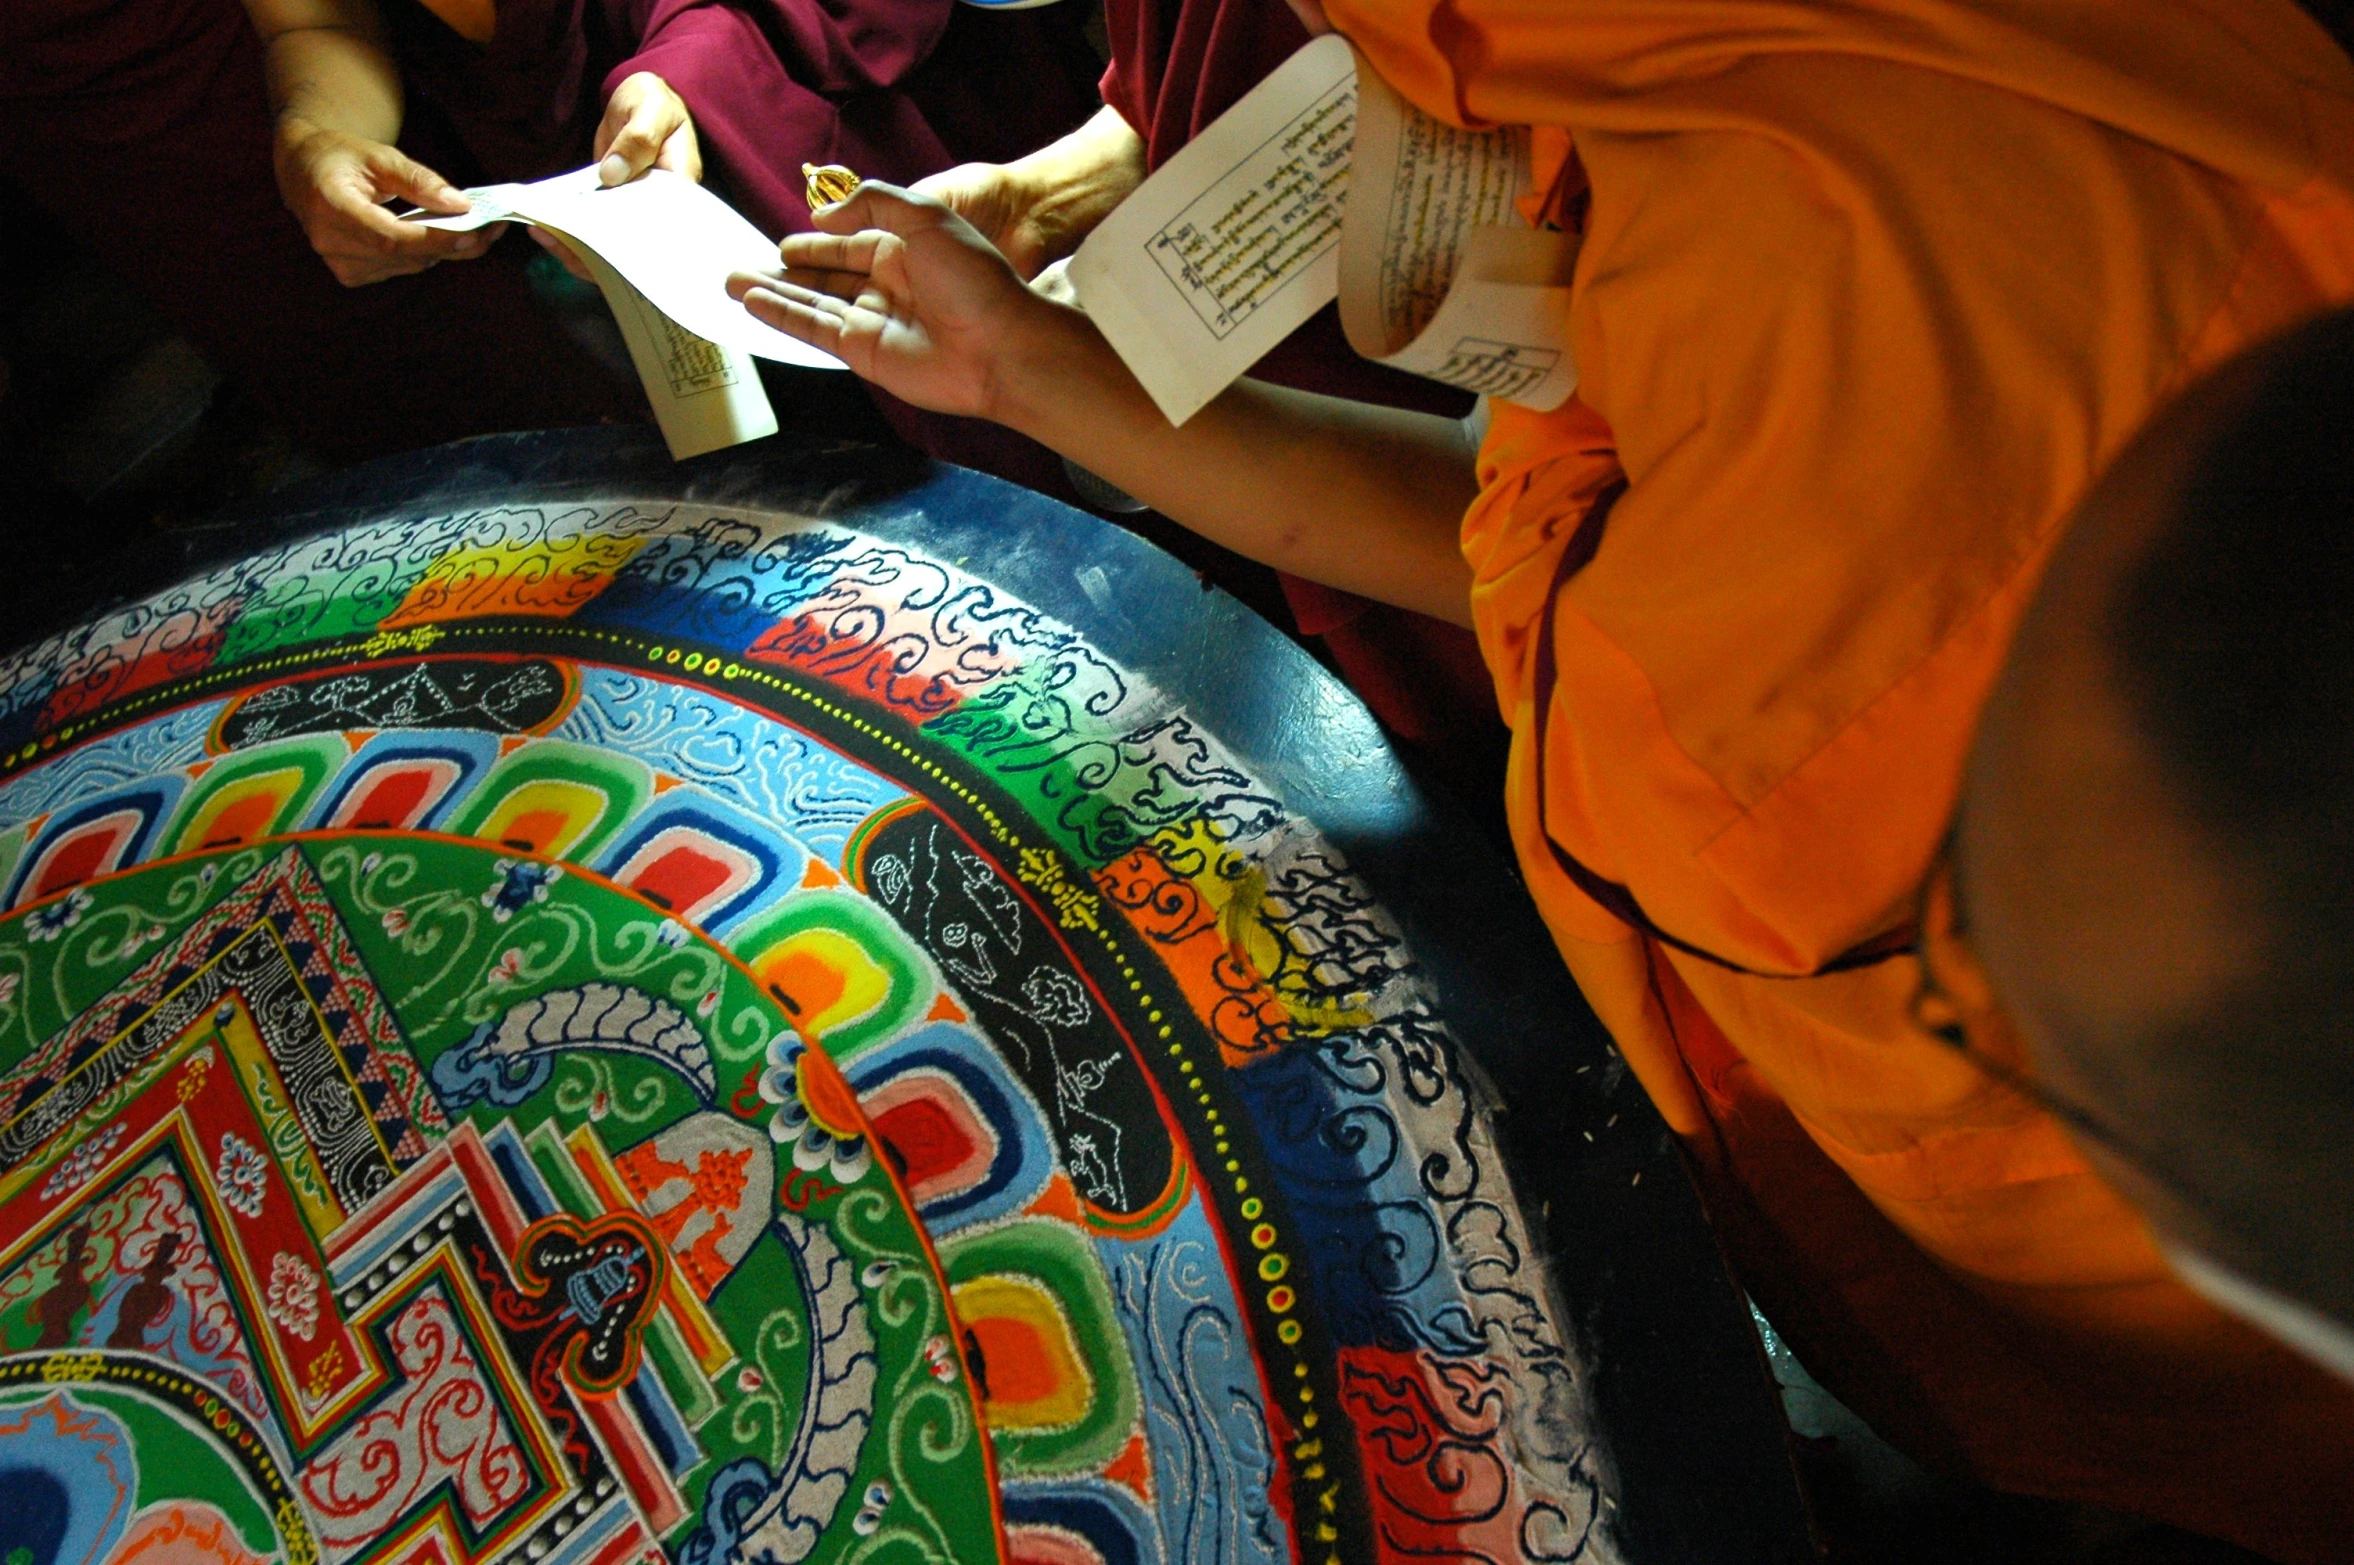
909, 162, 1058, 281
596, 72, 701, 187
729, 182, 1053, 419
912, 107, 1148, 282
272, 116, 495, 287
529, 71, 705, 282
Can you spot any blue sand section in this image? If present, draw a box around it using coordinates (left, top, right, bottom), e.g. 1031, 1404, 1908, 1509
557, 667, 907, 871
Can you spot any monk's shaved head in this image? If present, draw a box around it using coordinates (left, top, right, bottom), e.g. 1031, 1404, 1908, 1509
1962, 308, 2354, 1344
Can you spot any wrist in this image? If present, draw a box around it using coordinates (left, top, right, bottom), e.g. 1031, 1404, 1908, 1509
986, 300, 1125, 439
1022, 174, 1121, 263
998, 152, 1087, 258
271, 111, 328, 190
1005, 109, 1145, 257
990, 156, 1055, 232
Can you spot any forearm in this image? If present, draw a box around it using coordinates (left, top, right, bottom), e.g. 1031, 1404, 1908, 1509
247, 0, 403, 143
995, 307, 1479, 624
1001, 106, 1148, 265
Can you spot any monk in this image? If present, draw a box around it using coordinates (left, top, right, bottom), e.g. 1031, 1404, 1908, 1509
726, 0, 2354, 1556
1955, 306, 2354, 1393
238, 0, 1098, 286
0, 0, 633, 462
384, 0, 1103, 514
244, 0, 703, 289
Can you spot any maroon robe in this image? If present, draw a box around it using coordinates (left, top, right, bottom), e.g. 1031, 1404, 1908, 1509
1099, 0, 1504, 773
0, 0, 636, 464
386, 0, 1104, 240
383, 0, 1104, 510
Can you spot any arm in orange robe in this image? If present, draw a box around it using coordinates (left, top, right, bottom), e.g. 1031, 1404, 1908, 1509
1320, 1, 2354, 1557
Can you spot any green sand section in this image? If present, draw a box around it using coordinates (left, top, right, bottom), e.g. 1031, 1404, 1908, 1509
215, 553, 439, 666
0, 820, 27, 901
919, 661, 1218, 871
0, 846, 263, 1063
440, 739, 653, 864
0, 839, 1000, 1565
0, 1383, 282, 1556
308, 834, 998, 1565
939, 1218, 1140, 1478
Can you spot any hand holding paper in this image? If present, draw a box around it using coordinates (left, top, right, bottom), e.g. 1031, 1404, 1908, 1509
596, 72, 703, 189
254, 0, 492, 289
417, 167, 843, 370
410, 164, 853, 460
275, 121, 492, 286
533, 71, 705, 282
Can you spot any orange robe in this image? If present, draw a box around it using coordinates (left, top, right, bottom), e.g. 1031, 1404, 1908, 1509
1319, 1, 2354, 1557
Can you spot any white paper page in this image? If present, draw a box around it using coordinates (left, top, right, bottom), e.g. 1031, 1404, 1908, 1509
418, 168, 843, 371
1069, 34, 1357, 426
408, 196, 510, 233
1337, 53, 1578, 411
570, 237, 779, 460
1382, 230, 1575, 401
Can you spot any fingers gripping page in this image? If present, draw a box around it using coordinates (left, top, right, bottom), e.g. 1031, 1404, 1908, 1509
409, 166, 849, 457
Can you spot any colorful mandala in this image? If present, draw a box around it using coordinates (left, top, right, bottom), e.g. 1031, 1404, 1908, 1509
0, 457, 1627, 1565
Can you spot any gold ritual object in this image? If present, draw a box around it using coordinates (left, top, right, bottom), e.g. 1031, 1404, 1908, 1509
802, 163, 862, 209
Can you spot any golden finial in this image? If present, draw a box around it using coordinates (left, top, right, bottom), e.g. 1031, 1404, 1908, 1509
802, 163, 861, 209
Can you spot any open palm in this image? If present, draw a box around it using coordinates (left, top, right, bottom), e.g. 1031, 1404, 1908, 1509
727, 184, 1053, 419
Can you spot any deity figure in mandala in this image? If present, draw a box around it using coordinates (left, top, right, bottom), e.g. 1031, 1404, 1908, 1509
31, 1224, 96, 1348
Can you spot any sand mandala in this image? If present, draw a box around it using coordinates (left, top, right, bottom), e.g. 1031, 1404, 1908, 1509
0, 485, 1615, 1565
